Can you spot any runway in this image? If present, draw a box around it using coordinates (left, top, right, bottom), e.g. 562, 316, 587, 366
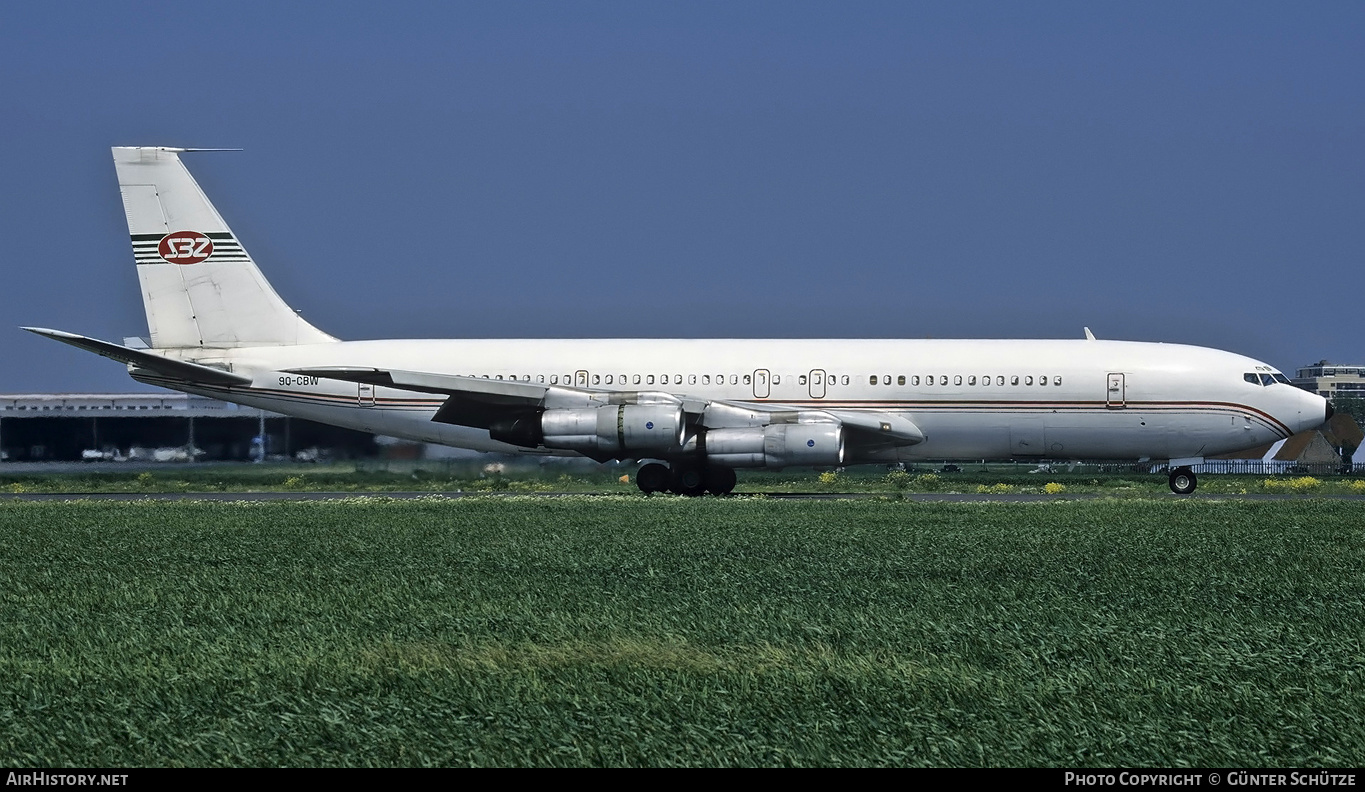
3, 490, 1362, 502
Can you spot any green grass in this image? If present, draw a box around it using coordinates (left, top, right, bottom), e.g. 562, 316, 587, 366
1, 498, 1362, 766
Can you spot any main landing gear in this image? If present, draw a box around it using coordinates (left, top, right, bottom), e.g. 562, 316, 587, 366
1168, 467, 1198, 495
636, 462, 737, 496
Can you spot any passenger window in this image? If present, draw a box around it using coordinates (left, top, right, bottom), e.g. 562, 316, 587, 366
730, 374, 738, 385
703, 374, 711, 385
997, 376, 1005, 386
982, 376, 990, 386
897, 375, 906, 386
773, 375, 781, 385
550, 375, 558, 384
605, 375, 613, 384
840, 375, 847, 385
953, 375, 962, 386
592, 374, 601, 384
743, 374, 751, 385
869, 375, 877, 385
968, 376, 977, 386
1054, 376, 1062, 386
940, 376, 948, 385
1038, 375, 1046, 386
495, 375, 504, 380
1025, 376, 1034, 385
801, 375, 809, 385
1011, 376, 1019, 385
883, 375, 891, 385
688, 374, 696, 385
633, 374, 641, 385
912, 376, 920, 386
672, 374, 680, 384
647, 375, 655, 385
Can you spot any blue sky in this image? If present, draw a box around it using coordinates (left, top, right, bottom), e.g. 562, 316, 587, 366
3, 1, 1362, 391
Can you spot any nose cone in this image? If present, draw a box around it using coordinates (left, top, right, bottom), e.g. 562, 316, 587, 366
1292, 391, 1334, 434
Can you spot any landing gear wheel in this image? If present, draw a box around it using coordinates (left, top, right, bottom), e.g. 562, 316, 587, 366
704, 466, 738, 496
637, 463, 670, 495
1169, 467, 1198, 495
671, 465, 707, 497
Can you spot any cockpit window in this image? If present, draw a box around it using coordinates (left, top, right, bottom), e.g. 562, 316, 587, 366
1273, 374, 1291, 384
1259, 373, 1275, 386
1244, 373, 1259, 385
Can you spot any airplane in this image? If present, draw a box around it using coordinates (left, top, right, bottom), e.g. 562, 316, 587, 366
23, 146, 1332, 496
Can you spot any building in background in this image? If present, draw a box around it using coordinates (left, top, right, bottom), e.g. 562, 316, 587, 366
0, 393, 376, 462
1293, 361, 1365, 399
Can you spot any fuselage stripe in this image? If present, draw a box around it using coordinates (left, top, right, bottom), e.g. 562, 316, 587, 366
131, 374, 1293, 439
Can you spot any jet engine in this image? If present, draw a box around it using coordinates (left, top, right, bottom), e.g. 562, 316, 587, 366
489, 404, 685, 455
704, 423, 845, 469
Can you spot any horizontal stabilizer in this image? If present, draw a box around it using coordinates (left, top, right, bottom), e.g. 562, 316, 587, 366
22, 327, 252, 386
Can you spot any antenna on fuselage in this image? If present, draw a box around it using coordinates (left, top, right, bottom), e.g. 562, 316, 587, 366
1084, 327, 1096, 341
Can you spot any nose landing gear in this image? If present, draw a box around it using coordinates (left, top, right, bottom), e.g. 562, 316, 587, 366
635, 462, 737, 496
1168, 467, 1198, 495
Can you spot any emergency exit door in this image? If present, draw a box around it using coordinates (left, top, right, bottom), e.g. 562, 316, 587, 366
809, 369, 826, 399
753, 369, 771, 399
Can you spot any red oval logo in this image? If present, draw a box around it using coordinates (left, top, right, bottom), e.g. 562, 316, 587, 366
157, 231, 214, 265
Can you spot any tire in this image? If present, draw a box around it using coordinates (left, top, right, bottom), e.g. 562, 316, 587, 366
704, 466, 738, 496
637, 463, 670, 495
671, 465, 707, 497
1169, 468, 1198, 495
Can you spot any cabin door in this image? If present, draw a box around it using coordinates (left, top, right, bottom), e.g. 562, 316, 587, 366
1106, 373, 1126, 409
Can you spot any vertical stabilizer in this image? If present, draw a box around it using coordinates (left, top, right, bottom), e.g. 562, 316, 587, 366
114, 146, 335, 348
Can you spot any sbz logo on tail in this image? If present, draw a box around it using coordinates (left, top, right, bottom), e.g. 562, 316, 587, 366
157, 231, 213, 265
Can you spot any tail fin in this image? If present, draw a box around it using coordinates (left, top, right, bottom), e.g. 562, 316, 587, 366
114, 146, 335, 348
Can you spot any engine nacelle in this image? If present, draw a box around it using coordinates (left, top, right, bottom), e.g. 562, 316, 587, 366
536, 404, 686, 455
705, 424, 845, 469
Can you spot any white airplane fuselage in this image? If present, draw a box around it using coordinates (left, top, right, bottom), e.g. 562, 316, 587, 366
27, 147, 1332, 495
140, 336, 1325, 464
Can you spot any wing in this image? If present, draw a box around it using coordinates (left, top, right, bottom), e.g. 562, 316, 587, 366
288, 366, 923, 464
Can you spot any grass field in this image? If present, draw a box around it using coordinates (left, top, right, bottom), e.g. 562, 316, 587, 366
1, 497, 1362, 766
3, 461, 1364, 496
